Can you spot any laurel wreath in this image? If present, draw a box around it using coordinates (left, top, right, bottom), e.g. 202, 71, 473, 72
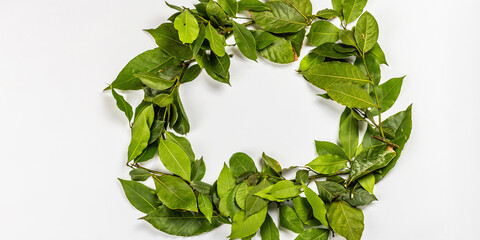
106, 0, 412, 239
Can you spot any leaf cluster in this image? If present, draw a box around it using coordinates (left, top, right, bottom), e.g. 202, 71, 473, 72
108, 0, 412, 239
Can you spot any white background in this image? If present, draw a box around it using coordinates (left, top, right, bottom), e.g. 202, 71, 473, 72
1, 0, 479, 239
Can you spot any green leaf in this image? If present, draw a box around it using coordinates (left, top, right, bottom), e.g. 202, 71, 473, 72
278, 0, 313, 18
354, 51, 381, 85
181, 64, 202, 83
198, 193, 214, 223
302, 183, 329, 228
307, 21, 340, 47
135, 72, 176, 90
295, 228, 329, 240
315, 180, 347, 202
270, 180, 302, 199
339, 29, 357, 47
357, 173, 375, 194
158, 139, 191, 181
172, 89, 190, 135
262, 153, 282, 175
232, 21, 257, 61
327, 200, 364, 240
129, 168, 151, 181
174, 10, 200, 44
245, 178, 272, 217
339, 108, 359, 159
369, 43, 388, 65
165, 131, 195, 162
191, 24, 206, 56
205, 22, 227, 56
332, 0, 344, 13
111, 88, 133, 122
165, 1, 183, 11
327, 83, 377, 108
153, 175, 198, 212
279, 204, 304, 233
355, 12, 379, 53
235, 181, 252, 210
196, 51, 230, 84
191, 181, 212, 195
358, 125, 378, 151
380, 105, 412, 177
251, 30, 278, 50
316, 8, 340, 19
207, 0, 229, 26
230, 208, 268, 239
301, 62, 371, 89
127, 105, 154, 161
311, 43, 354, 59
295, 170, 309, 184
146, 23, 193, 60
349, 145, 396, 183
229, 152, 257, 177
210, 52, 230, 78
191, 158, 206, 181
110, 48, 178, 90
299, 51, 325, 72
217, 163, 237, 199
251, 2, 307, 33
260, 213, 280, 240
134, 141, 158, 163
342, 0, 367, 24
143, 206, 221, 236
282, 29, 306, 56
218, 0, 238, 16
153, 94, 174, 107
306, 154, 348, 174
371, 76, 404, 115
238, 0, 270, 12
259, 37, 295, 64
292, 197, 320, 226
227, 185, 242, 217
315, 141, 348, 159
118, 178, 159, 213
343, 187, 377, 206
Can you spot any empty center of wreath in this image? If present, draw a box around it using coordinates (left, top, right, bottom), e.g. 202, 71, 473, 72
181, 59, 341, 172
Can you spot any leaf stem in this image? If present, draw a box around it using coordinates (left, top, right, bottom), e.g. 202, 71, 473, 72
372, 135, 399, 148
130, 163, 170, 176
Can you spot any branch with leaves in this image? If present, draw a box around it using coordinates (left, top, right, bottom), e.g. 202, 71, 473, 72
107, 0, 412, 239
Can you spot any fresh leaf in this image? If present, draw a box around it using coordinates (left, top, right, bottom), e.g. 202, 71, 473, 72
355, 12, 379, 53
111, 88, 133, 122
119, 178, 159, 213
235, 181, 253, 210
172, 89, 190, 134
327, 82, 377, 108
229, 152, 257, 177
174, 10, 200, 44
311, 43, 354, 59
153, 94, 174, 107
295, 170, 309, 184
146, 23, 193, 60
354, 51, 381, 85
165, 1, 183, 11
232, 21, 257, 61
282, 29, 306, 56
292, 197, 320, 226
191, 158, 206, 181
217, 163, 237, 199
307, 21, 340, 47
315, 180, 347, 202
153, 175, 198, 212
315, 141, 348, 159
158, 138, 191, 181
129, 168, 151, 181
205, 22, 227, 56
238, 0, 270, 12
327, 200, 364, 240
143, 205, 221, 236
165, 131, 195, 161
262, 153, 282, 175
230, 208, 268, 239
259, 37, 295, 64
316, 8, 340, 19
302, 183, 329, 228
369, 43, 388, 65
301, 62, 371, 89
269, 180, 302, 199
210, 52, 230, 78
306, 154, 348, 174
227, 185, 242, 217
299, 51, 325, 72
371, 76, 404, 115
134, 141, 158, 163
245, 178, 272, 217
339, 29, 357, 47
251, 30, 278, 50
135, 72, 176, 90
181, 64, 202, 83
198, 193, 214, 222
127, 105, 154, 161
295, 228, 329, 240
191, 181, 212, 195
251, 2, 307, 33
218, 0, 238, 16
279, 204, 304, 233
260, 213, 280, 240
343, 187, 377, 206
349, 145, 396, 183
357, 173, 375, 194
206, 0, 229, 26
339, 108, 359, 159
191, 24, 206, 55
110, 48, 178, 90
342, 0, 367, 24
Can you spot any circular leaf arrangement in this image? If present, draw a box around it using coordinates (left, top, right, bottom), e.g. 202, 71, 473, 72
107, 0, 412, 239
